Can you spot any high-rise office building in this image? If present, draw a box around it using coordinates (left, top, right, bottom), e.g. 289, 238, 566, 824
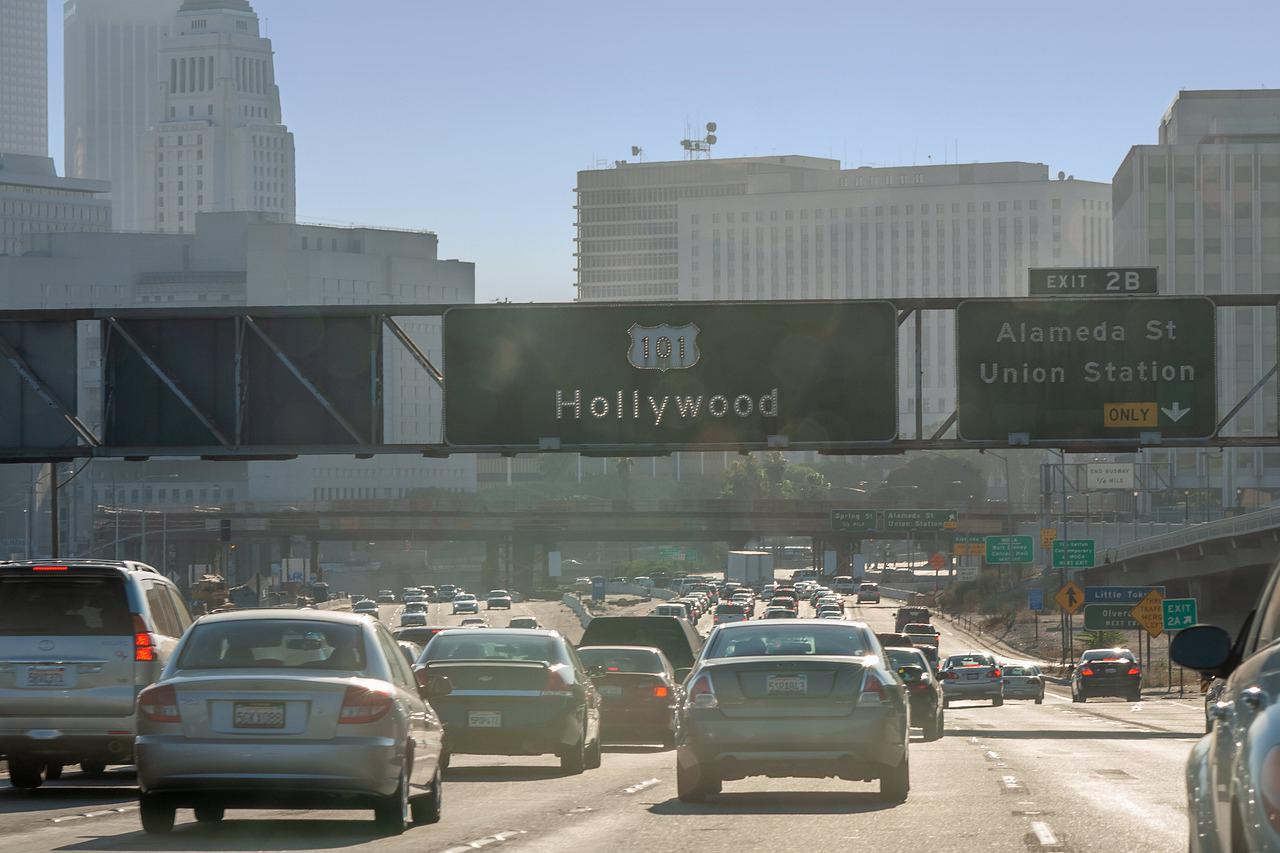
0, 0, 47, 157
139, 0, 295, 232
1113, 89, 1280, 506
64, 0, 184, 231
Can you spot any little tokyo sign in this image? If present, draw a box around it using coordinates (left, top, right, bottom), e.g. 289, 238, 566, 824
442, 303, 898, 449
956, 297, 1215, 441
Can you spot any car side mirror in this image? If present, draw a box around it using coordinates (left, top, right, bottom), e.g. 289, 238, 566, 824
416, 670, 453, 699
1170, 624, 1235, 676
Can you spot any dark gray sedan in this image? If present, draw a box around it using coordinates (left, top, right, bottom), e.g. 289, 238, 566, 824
676, 619, 910, 803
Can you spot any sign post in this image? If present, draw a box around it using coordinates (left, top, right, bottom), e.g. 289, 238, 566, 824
956, 297, 1216, 442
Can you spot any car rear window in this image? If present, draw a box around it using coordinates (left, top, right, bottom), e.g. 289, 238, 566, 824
394, 627, 445, 644
578, 647, 663, 673
178, 620, 367, 669
945, 654, 994, 668
426, 633, 559, 662
1005, 666, 1034, 676
0, 573, 133, 637
715, 604, 746, 615
706, 625, 872, 659
578, 617, 699, 669
885, 648, 927, 669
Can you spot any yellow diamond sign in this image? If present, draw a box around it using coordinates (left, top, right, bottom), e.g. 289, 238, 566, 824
1055, 581, 1084, 615
1130, 588, 1165, 638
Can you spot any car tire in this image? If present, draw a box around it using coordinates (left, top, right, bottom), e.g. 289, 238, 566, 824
942, 697, 950, 709
923, 710, 944, 742
1128, 691, 1142, 703
661, 729, 677, 750
139, 795, 176, 835
44, 763, 63, 780
194, 804, 225, 823
79, 760, 107, 778
993, 695, 1004, 707
878, 753, 910, 803
439, 750, 451, 770
373, 762, 410, 836
585, 734, 602, 770
677, 760, 717, 803
8, 757, 43, 791
410, 768, 443, 825
560, 736, 587, 775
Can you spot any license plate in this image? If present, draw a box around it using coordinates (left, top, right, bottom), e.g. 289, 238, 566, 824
966, 672, 979, 680
233, 702, 285, 728
599, 686, 624, 697
24, 666, 65, 688
468, 710, 502, 728
1105, 666, 1118, 674
767, 674, 807, 695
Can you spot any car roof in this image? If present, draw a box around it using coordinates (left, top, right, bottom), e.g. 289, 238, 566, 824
196, 609, 368, 626
715, 618, 870, 630
434, 627, 562, 639
578, 644, 663, 655
0, 558, 164, 576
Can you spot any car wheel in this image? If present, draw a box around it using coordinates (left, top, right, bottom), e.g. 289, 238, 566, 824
8, 757, 43, 791
194, 804, 225, 823
923, 709, 944, 742
44, 762, 63, 780
677, 759, 717, 803
661, 728, 677, 750
993, 695, 1004, 707
560, 735, 587, 774
1128, 691, 1142, 703
139, 794, 176, 835
410, 768, 443, 825
585, 734, 602, 770
1035, 692, 1044, 705
878, 752, 910, 803
373, 762, 410, 836
79, 760, 107, 778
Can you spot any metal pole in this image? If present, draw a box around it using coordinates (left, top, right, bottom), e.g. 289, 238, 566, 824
140, 510, 147, 563
914, 311, 924, 440
49, 462, 59, 558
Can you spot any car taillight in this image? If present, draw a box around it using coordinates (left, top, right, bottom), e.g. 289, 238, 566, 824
132, 613, 156, 662
938, 671, 955, 680
1080, 667, 1095, 677
859, 673, 889, 706
31, 565, 68, 571
137, 683, 180, 723
990, 668, 1002, 679
338, 684, 393, 724
652, 685, 670, 698
1127, 667, 1141, 676
542, 667, 574, 695
686, 673, 718, 709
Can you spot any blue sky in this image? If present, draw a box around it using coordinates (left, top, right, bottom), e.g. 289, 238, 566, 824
45, 0, 1280, 303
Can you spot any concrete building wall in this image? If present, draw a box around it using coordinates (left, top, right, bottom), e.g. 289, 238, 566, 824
0, 0, 47, 157
0, 153, 112, 256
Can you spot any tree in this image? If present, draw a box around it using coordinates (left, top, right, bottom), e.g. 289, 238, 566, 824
720, 452, 830, 500
879, 454, 985, 506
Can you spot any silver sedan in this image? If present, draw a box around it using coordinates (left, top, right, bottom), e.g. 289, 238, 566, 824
135, 610, 447, 835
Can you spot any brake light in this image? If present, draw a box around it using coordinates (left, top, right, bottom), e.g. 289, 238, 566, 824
859, 672, 889, 706
1080, 667, 1095, 677
132, 613, 155, 662
31, 565, 68, 571
686, 673, 718, 709
938, 671, 955, 680
606, 666, 620, 672
338, 684, 393, 724
652, 685, 669, 698
137, 683, 180, 723
1127, 667, 1141, 676
542, 667, 574, 695
990, 668, 1002, 679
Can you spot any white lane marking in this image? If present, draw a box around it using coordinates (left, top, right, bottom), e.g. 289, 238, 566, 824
437, 830, 525, 853
49, 805, 138, 823
1028, 820, 1062, 849
622, 778, 660, 794
984, 750, 1001, 761
1000, 774, 1025, 793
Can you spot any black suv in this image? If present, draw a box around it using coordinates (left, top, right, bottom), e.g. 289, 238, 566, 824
1070, 648, 1142, 702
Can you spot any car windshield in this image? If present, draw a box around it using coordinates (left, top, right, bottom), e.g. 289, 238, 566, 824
425, 634, 559, 662
705, 625, 871, 658
578, 648, 663, 673
177, 620, 367, 670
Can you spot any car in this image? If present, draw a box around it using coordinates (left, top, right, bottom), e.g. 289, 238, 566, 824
1070, 648, 1142, 703
399, 611, 428, 628
762, 607, 798, 619
677, 619, 910, 803
713, 602, 749, 625
404, 601, 428, 614
577, 615, 705, 683
1201, 677, 1226, 734
430, 586, 455, 603
486, 590, 513, 610
832, 576, 857, 595
894, 606, 930, 633
415, 629, 602, 773
401, 589, 420, 602
818, 610, 846, 620
353, 599, 379, 618
938, 652, 1003, 707
652, 603, 692, 621
0, 559, 193, 790
856, 583, 881, 604
508, 616, 542, 630
134, 610, 445, 835
578, 645, 683, 748
679, 597, 705, 620
404, 596, 427, 607
913, 643, 940, 672
902, 623, 941, 648
816, 604, 844, 619
394, 626, 450, 648
884, 646, 944, 741
397, 640, 424, 667
377, 590, 397, 604
1171, 566, 1280, 853
876, 632, 915, 650
458, 617, 488, 628
770, 594, 798, 612
1000, 662, 1045, 703
451, 594, 480, 615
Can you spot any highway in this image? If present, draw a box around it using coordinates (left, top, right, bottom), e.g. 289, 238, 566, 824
0, 593, 1203, 853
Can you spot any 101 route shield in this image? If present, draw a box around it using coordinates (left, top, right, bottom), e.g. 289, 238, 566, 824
442, 302, 897, 449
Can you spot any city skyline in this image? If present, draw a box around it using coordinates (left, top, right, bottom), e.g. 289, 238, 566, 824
31, 0, 1280, 303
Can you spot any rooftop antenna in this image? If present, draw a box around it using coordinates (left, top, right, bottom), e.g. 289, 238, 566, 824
681, 121, 718, 160
631, 145, 645, 163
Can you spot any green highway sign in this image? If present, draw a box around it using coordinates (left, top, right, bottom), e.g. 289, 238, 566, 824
442, 302, 898, 449
984, 535, 1034, 564
1083, 604, 1140, 631
831, 509, 878, 533
1028, 267, 1157, 296
882, 510, 958, 531
1163, 598, 1198, 631
956, 297, 1216, 441
1052, 539, 1096, 569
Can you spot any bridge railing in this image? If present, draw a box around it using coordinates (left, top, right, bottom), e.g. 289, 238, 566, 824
1104, 505, 1280, 564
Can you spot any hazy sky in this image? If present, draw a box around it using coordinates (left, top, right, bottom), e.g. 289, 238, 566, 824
43, 0, 1280, 304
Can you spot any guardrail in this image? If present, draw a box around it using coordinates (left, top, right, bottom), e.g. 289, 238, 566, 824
1104, 505, 1280, 564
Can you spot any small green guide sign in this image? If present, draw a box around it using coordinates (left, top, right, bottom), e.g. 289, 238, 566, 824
831, 509, 878, 533
984, 535, 1034, 564
1084, 604, 1140, 630
1051, 539, 1096, 569
882, 510, 958, 531
1163, 598, 1198, 631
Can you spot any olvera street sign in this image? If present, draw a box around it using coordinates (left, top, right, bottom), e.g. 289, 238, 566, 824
442, 302, 897, 449
956, 297, 1215, 441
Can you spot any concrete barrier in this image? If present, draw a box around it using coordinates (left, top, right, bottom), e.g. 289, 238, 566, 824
562, 593, 593, 628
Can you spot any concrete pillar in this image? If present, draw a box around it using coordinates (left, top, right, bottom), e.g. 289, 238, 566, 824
311, 539, 322, 583
481, 539, 501, 592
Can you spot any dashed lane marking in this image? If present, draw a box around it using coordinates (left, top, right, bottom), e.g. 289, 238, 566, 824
49, 805, 139, 823
437, 830, 525, 853
1001, 774, 1026, 793
984, 750, 1001, 761
1027, 820, 1064, 850
622, 778, 660, 795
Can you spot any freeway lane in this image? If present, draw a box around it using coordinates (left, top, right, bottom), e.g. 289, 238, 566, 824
0, 592, 1204, 852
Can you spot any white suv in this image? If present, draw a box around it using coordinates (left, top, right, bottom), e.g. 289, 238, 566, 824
0, 559, 192, 790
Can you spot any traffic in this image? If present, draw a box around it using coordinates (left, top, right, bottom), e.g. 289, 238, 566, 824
0, 555, 1217, 852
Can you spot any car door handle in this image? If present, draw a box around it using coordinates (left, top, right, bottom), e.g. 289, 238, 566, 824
1242, 686, 1268, 711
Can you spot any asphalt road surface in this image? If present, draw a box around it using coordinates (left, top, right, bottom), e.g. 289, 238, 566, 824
0, 594, 1204, 853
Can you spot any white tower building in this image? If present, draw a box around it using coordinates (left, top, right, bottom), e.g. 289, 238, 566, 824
141, 0, 295, 233
0, 0, 47, 157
